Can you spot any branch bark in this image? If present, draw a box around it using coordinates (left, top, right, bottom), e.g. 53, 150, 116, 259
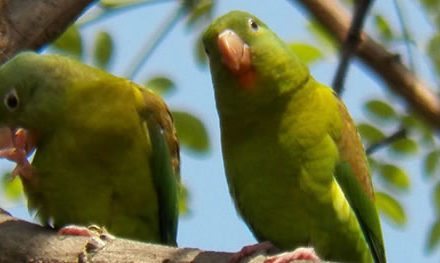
292, 0, 440, 129
0, 209, 320, 263
0, 0, 96, 63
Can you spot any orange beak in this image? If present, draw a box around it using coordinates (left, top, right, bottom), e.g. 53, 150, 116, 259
217, 30, 251, 75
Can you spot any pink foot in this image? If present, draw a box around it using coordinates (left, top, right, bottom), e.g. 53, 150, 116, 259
0, 128, 36, 179
58, 225, 115, 240
58, 225, 96, 237
265, 247, 321, 263
229, 241, 274, 263
0, 128, 14, 148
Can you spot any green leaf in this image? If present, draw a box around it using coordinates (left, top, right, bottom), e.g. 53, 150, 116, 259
52, 26, 83, 58
419, 0, 440, 24
422, 131, 436, 147
194, 33, 208, 67
401, 113, 430, 132
425, 150, 440, 178
172, 111, 209, 153
427, 34, 440, 76
375, 191, 406, 226
427, 219, 440, 253
306, 20, 337, 52
401, 114, 421, 130
401, 113, 434, 146
288, 43, 324, 65
420, 0, 440, 9
378, 163, 410, 191
183, 0, 214, 27
357, 123, 385, 143
341, 0, 354, 6
93, 31, 114, 69
364, 99, 397, 121
100, 0, 144, 8
434, 182, 440, 214
146, 76, 176, 96
373, 15, 394, 42
389, 137, 418, 155
178, 183, 190, 216
2, 173, 23, 201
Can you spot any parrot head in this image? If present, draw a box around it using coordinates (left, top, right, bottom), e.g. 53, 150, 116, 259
202, 10, 309, 117
0, 52, 69, 131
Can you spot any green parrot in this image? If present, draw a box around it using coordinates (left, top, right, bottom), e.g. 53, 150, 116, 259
0, 52, 179, 245
203, 11, 386, 263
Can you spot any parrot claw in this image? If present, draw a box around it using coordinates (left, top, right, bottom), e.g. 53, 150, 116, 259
0, 128, 35, 180
11, 158, 33, 180
229, 241, 275, 263
69, 225, 115, 262
85, 236, 107, 252
264, 247, 321, 263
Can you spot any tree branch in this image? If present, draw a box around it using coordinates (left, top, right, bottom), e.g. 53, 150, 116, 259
366, 127, 407, 155
0, 209, 322, 263
333, 0, 374, 95
0, 0, 96, 63
291, 0, 440, 129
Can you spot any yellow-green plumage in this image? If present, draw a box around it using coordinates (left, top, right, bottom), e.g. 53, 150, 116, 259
203, 11, 385, 262
0, 52, 179, 245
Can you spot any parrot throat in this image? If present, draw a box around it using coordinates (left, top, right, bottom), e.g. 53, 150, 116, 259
217, 29, 256, 89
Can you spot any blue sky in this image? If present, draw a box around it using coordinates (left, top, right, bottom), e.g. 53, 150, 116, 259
1, 0, 439, 262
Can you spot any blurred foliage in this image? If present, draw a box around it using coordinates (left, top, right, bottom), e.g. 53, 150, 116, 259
428, 219, 440, 252
373, 14, 395, 43
172, 111, 210, 154
288, 43, 324, 65
306, 20, 337, 52
368, 0, 440, 253
378, 163, 410, 191
99, 0, 144, 8
364, 99, 397, 122
52, 26, 83, 58
93, 31, 114, 69
1, 0, 440, 257
178, 183, 190, 215
183, 0, 214, 27
146, 76, 176, 96
376, 191, 406, 226
1, 173, 23, 202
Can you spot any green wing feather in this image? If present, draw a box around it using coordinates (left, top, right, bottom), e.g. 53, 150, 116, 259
334, 100, 386, 263
140, 88, 179, 246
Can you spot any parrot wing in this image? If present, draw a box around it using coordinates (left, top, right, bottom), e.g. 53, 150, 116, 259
333, 99, 386, 263
139, 88, 180, 246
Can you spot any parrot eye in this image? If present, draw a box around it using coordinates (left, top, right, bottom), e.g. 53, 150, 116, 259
249, 19, 259, 32
4, 89, 19, 112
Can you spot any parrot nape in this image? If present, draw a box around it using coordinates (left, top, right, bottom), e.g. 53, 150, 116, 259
203, 11, 386, 263
0, 52, 179, 245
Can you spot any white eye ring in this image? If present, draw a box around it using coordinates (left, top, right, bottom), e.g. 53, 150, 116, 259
249, 19, 259, 32
4, 89, 19, 112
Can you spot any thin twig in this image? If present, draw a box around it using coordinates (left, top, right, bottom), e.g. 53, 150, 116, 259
333, 0, 374, 95
124, 4, 185, 79
392, 0, 416, 72
366, 128, 407, 155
